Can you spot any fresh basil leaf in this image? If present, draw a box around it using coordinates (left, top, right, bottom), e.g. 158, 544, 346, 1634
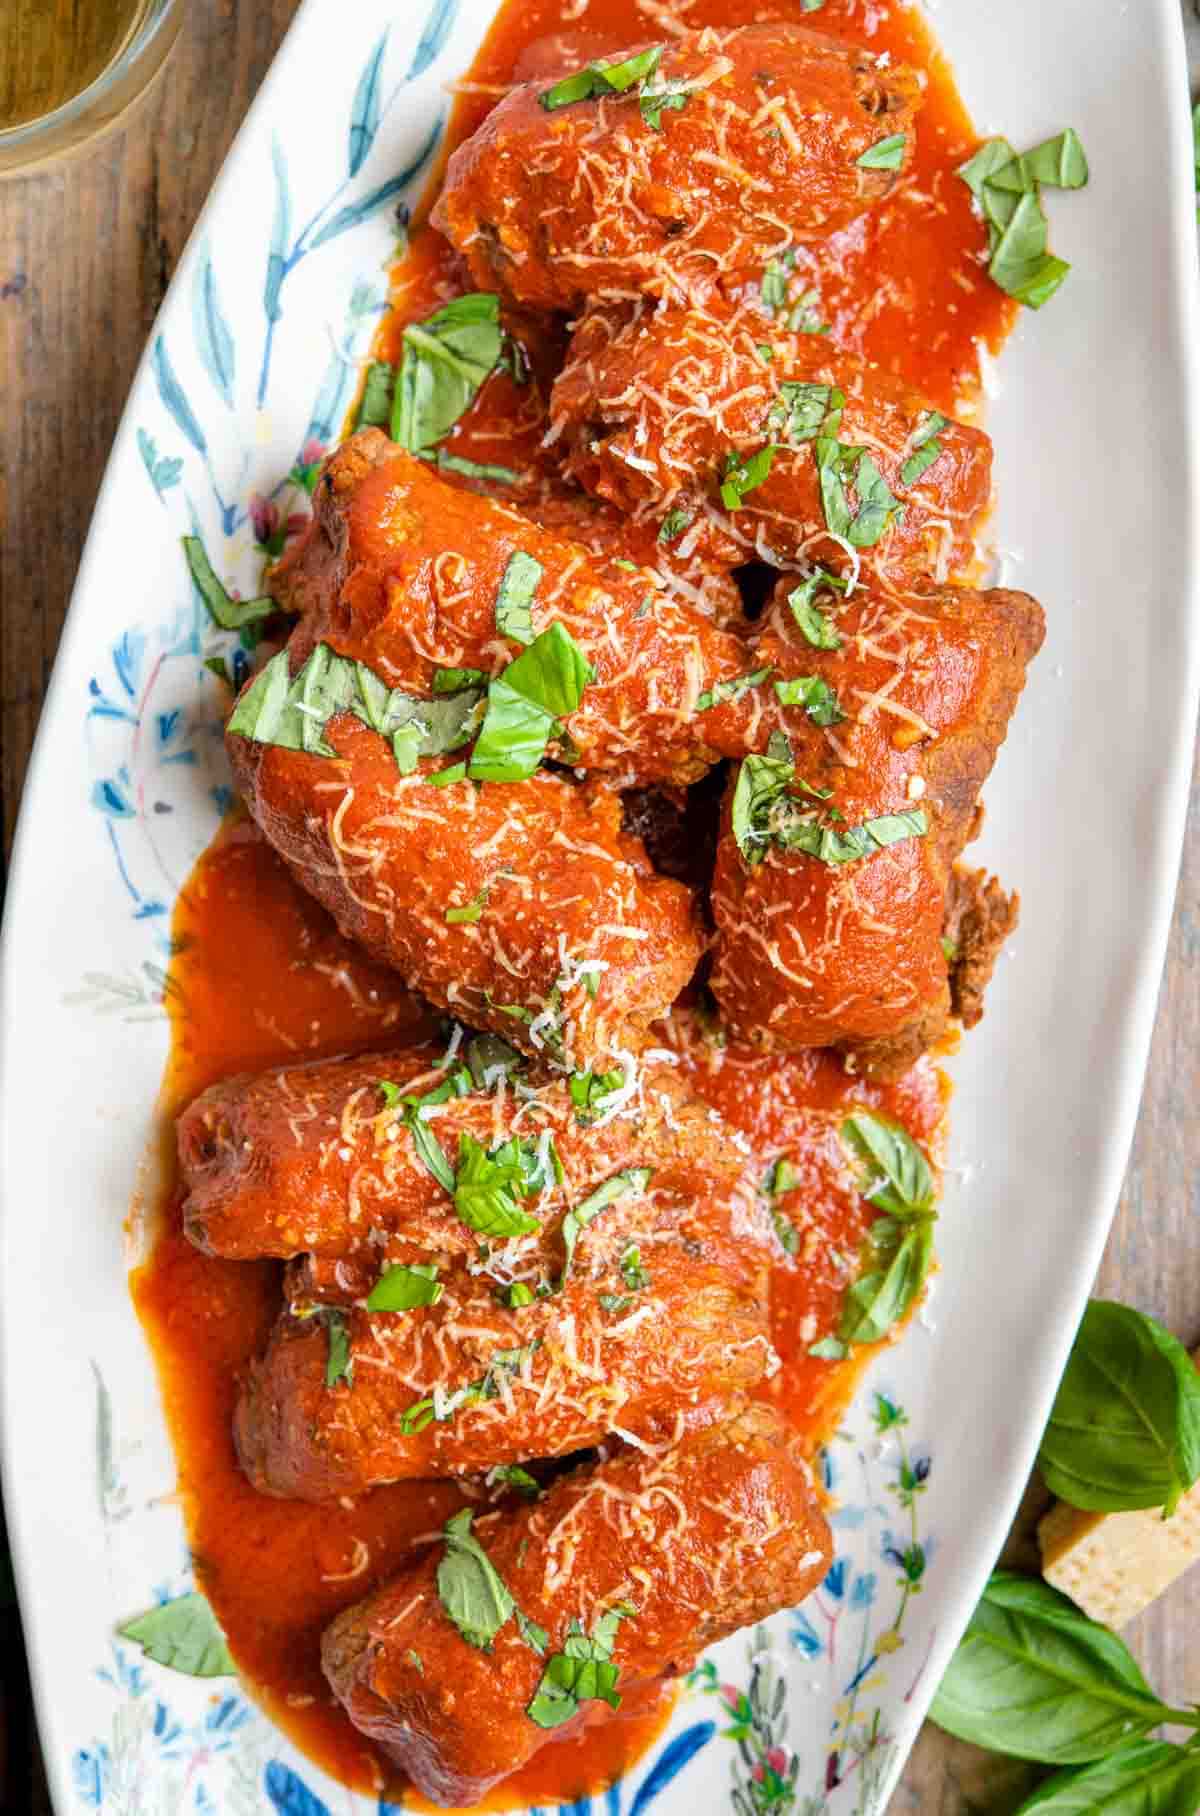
527, 1604, 636, 1728
435, 451, 523, 485
406, 1107, 456, 1194
468, 622, 594, 783
658, 506, 694, 543
837, 1214, 935, 1347
899, 411, 950, 487
788, 287, 829, 335
429, 761, 468, 786
813, 440, 903, 548
393, 292, 504, 456
454, 1132, 540, 1238
958, 137, 1018, 204
989, 128, 1089, 194
773, 1210, 800, 1255
183, 536, 273, 631
366, 1263, 443, 1312
498, 1281, 536, 1308
391, 726, 420, 773
356, 359, 395, 429
1039, 1300, 1200, 1517
856, 132, 906, 171
559, 1167, 652, 1286
620, 1243, 650, 1291
400, 1342, 541, 1434
787, 571, 845, 648
495, 550, 542, 646
773, 805, 929, 868
720, 443, 778, 510
1012, 1741, 1200, 1814
929, 1573, 1184, 1763
517, 1609, 550, 1654
118, 1592, 236, 1678
434, 666, 488, 693
569, 1067, 625, 1121
809, 1336, 847, 1360
773, 674, 844, 726
1006, 252, 1071, 310
437, 1508, 515, 1650
323, 1309, 353, 1388
445, 887, 488, 925
769, 381, 844, 444
696, 667, 772, 713
989, 189, 1051, 292
846, 450, 903, 546
760, 257, 792, 315
466, 1033, 523, 1088
841, 1110, 935, 1216
767, 1157, 802, 1196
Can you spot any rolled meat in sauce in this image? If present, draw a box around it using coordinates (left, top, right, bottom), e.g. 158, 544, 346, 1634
179, 1038, 749, 1267
321, 1404, 832, 1806
550, 297, 993, 583
432, 23, 921, 311
227, 718, 703, 1070
269, 430, 753, 785
709, 576, 1045, 1075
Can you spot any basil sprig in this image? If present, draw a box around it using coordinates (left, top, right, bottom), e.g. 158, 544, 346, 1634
527, 1603, 636, 1728
1038, 1300, 1200, 1517
811, 1112, 936, 1360
958, 129, 1087, 309
226, 643, 483, 773
437, 1508, 515, 1650
930, 1573, 1200, 1764
468, 621, 594, 783
393, 293, 504, 455
117, 1592, 236, 1679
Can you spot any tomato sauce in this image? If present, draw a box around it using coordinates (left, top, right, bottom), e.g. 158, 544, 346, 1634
132, 0, 1006, 1803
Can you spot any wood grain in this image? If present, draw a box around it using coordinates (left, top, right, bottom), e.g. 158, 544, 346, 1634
0, 4, 1197, 1813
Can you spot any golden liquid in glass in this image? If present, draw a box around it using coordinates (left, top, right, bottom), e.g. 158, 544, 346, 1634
0, 0, 151, 131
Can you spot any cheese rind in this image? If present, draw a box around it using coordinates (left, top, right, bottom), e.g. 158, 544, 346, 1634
1039, 1479, 1200, 1629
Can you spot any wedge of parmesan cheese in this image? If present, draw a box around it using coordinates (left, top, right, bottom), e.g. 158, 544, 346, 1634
1039, 1342, 1200, 1628
1039, 1488, 1200, 1629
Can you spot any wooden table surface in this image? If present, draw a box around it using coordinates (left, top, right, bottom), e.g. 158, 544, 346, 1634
1, 4, 1197, 1812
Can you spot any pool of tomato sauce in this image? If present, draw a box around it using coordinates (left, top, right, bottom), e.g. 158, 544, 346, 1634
131, 0, 1009, 1806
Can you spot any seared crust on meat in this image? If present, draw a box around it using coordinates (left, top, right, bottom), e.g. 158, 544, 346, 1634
433, 24, 921, 310
321, 1405, 831, 1804
944, 864, 1020, 1029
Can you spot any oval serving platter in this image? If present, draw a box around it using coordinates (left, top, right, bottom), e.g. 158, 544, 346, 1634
2, 2, 1198, 1813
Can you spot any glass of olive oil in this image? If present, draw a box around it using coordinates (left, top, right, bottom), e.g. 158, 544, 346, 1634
0, 0, 183, 178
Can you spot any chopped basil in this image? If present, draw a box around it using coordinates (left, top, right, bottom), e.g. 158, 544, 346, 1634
378, 1079, 403, 1108
468, 622, 594, 783
117, 1592, 236, 1679
773, 1211, 800, 1255
397, 1102, 456, 1193
658, 506, 695, 543
768, 381, 844, 444
366, 1263, 443, 1312
356, 359, 396, 430
841, 1110, 935, 1216
773, 674, 844, 726
787, 570, 846, 648
558, 1167, 652, 1287
766, 1157, 801, 1196
730, 731, 796, 865
400, 1340, 541, 1433
527, 1603, 636, 1728
756, 344, 774, 364
428, 761, 468, 786
569, 1067, 625, 1122
776, 806, 929, 866
323, 1309, 353, 1388
466, 1033, 523, 1088
941, 934, 959, 963
599, 1293, 634, 1314
720, 443, 778, 510
856, 132, 906, 172
445, 887, 488, 925
393, 292, 504, 456
809, 1336, 846, 1360
695, 667, 772, 713
620, 1243, 650, 1292
788, 288, 829, 336
454, 1133, 541, 1238
495, 550, 542, 646
899, 411, 950, 487
489, 1463, 541, 1500
958, 130, 1086, 309
434, 666, 487, 693
226, 644, 483, 772
435, 451, 523, 485
437, 1508, 514, 1650
183, 536, 273, 631
541, 45, 659, 109
814, 439, 904, 548
498, 1281, 536, 1308
732, 735, 928, 867
516, 1609, 550, 1653
760, 259, 791, 315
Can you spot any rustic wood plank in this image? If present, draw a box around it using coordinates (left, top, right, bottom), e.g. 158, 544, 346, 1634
0, 4, 1196, 1813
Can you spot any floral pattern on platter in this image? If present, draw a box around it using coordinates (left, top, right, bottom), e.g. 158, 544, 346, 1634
67, 4, 939, 1813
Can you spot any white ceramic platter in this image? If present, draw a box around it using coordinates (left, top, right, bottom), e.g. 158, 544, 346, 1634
2, 2, 1198, 1812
